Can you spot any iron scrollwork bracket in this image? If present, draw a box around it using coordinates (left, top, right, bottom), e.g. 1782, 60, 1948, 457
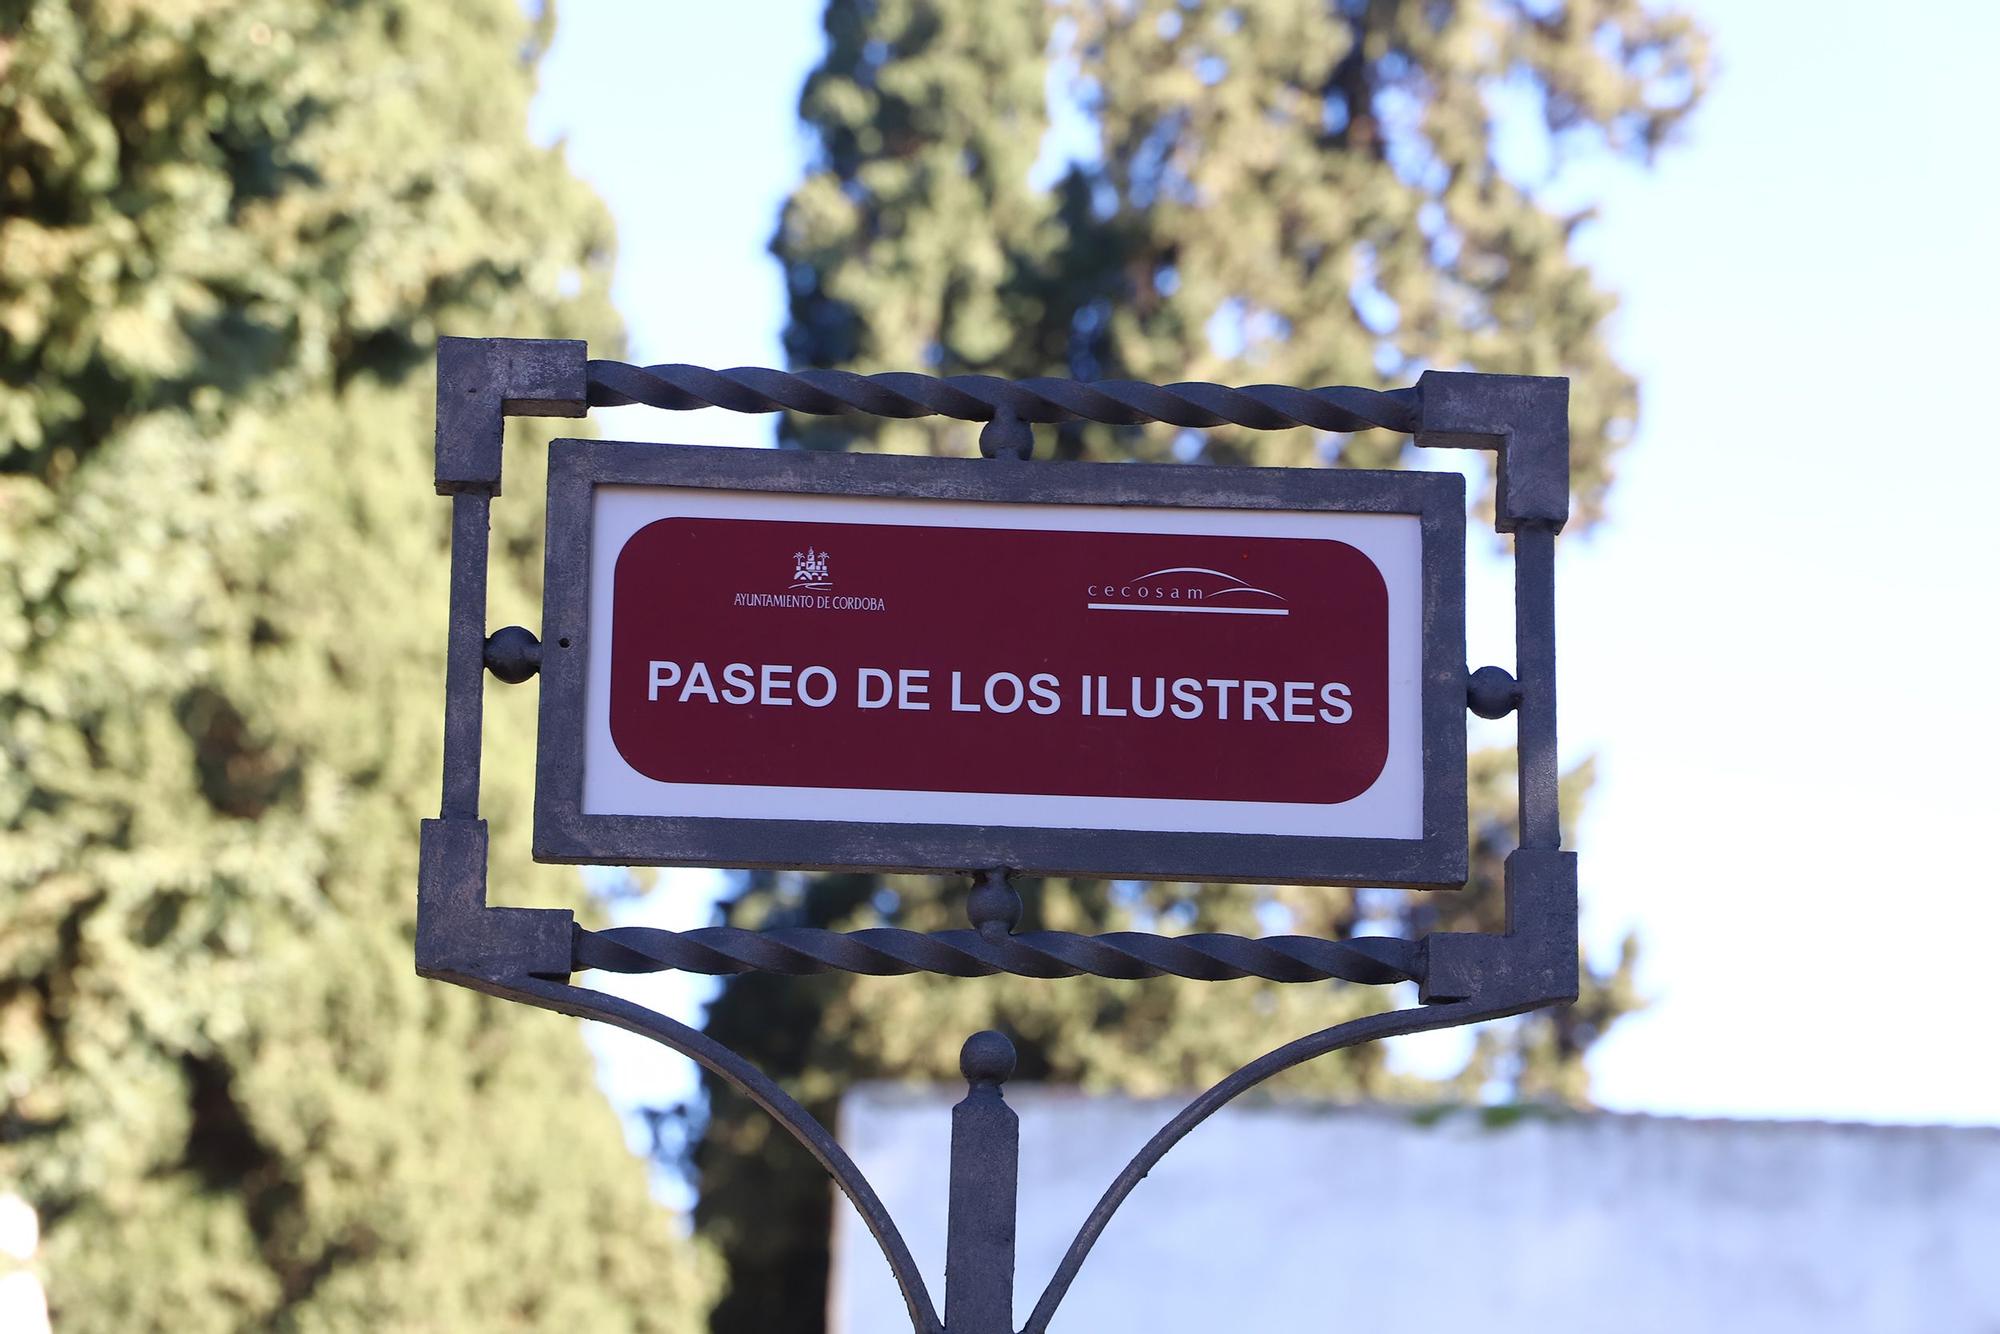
416, 336, 1578, 1333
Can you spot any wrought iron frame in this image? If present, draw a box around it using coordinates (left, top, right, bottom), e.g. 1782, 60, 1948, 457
417, 337, 1578, 1334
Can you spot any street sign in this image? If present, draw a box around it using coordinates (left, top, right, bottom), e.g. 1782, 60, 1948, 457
533, 438, 1468, 886
425, 343, 1576, 1334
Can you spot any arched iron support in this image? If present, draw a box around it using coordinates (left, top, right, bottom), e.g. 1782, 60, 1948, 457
1021, 998, 1516, 1334
506, 974, 946, 1334
513, 969, 1518, 1334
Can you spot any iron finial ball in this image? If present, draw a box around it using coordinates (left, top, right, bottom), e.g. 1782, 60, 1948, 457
960, 1031, 1017, 1087
966, 869, 1023, 939
1467, 664, 1521, 719
484, 624, 542, 684
978, 407, 1035, 460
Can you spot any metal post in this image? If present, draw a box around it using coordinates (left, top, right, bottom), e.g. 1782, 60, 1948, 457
440, 491, 491, 820
1511, 524, 1561, 849
944, 1031, 1020, 1334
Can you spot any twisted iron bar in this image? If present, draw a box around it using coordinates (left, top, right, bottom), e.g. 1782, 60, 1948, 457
586, 360, 1420, 436
574, 924, 1421, 986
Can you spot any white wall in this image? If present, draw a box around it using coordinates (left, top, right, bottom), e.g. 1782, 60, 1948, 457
830, 1087, 2000, 1333
0, 1193, 50, 1334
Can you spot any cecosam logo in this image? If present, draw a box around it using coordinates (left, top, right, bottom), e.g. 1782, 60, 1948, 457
1085, 566, 1289, 616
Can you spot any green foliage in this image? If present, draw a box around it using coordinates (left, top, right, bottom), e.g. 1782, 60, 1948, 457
0, 1, 713, 1327
698, 2, 1703, 1329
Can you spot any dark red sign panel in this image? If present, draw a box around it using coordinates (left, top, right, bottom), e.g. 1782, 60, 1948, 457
607, 517, 1390, 806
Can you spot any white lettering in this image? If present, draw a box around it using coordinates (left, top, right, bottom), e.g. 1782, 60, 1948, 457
679, 661, 718, 703
1028, 673, 1060, 715
984, 672, 1025, 714
648, 660, 1348, 727
950, 670, 981, 713
797, 665, 837, 707
721, 662, 755, 705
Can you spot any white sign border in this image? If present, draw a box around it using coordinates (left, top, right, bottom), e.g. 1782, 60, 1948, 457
581, 487, 1425, 840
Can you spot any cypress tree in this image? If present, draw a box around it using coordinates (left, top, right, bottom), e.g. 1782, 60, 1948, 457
696, 2, 1707, 1329
775, 0, 1061, 457
0, 2, 713, 1327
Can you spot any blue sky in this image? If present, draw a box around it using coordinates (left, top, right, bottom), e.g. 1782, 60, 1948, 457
531, 0, 2000, 1135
